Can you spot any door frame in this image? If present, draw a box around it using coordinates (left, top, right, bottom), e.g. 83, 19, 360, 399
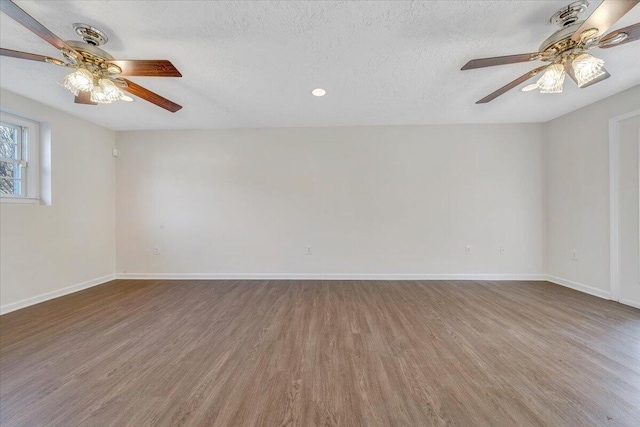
609, 109, 640, 304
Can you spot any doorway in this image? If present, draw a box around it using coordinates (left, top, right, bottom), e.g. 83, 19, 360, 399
610, 110, 640, 308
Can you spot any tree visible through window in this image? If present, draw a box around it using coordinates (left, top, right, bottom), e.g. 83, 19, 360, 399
0, 122, 25, 196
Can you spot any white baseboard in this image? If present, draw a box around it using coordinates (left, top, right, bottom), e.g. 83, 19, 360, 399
89, 274, 640, 310
4, 273, 633, 316
546, 275, 611, 300
0, 274, 116, 316
619, 298, 640, 310
116, 273, 548, 281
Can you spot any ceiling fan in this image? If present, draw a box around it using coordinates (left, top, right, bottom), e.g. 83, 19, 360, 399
0, 0, 182, 112
462, 0, 639, 104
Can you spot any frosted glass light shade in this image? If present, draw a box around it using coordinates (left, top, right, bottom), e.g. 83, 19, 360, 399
91, 79, 132, 104
537, 63, 565, 94
101, 79, 121, 101
571, 53, 606, 87
60, 68, 94, 96
90, 85, 108, 103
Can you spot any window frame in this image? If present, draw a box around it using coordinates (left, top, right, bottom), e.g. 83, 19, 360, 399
0, 112, 40, 203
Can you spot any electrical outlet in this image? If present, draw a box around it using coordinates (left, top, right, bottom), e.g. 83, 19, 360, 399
500, 246, 505, 255
465, 245, 472, 255
154, 247, 160, 255
570, 249, 578, 261
306, 246, 312, 255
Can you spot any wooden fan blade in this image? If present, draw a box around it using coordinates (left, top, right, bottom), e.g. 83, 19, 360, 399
461, 53, 546, 70
106, 60, 182, 77
0, 47, 59, 63
74, 91, 97, 105
119, 78, 182, 112
476, 65, 550, 104
0, 0, 79, 55
570, 0, 640, 42
599, 22, 640, 48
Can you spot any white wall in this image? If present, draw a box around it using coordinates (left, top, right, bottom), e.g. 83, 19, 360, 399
0, 89, 116, 313
546, 85, 640, 298
3, 84, 638, 314
619, 115, 640, 308
116, 124, 546, 278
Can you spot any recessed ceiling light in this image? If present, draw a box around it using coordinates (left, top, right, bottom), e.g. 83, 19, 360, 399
311, 88, 326, 97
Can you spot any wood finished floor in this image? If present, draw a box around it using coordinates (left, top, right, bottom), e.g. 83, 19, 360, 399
1, 280, 639, 426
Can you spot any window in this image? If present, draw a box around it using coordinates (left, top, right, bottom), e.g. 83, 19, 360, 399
0, 112, 40, 202
0, 121, 26, 196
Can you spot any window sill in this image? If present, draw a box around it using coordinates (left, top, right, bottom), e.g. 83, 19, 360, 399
0, 197, 40, 204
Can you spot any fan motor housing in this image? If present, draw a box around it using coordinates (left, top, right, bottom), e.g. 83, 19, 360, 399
62, 40, 122, 77
65, 40, 113, 61
539, 22, 582, 53
540, 0, 597, 57
60, 23, 123, 75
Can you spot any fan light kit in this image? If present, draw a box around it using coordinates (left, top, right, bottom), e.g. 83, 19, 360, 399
521, 52, 607, 94
461, 0, 640, 103
0, 1, 183, 112
59, 68, 133, 103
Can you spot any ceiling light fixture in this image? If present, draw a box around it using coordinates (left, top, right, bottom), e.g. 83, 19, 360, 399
536, 63, 566, 93
60, 68, 93, 95
521, 52, 608, 94
311, 88, 326, 97
90, 78, 133, 103
59, 69, 133, 103
571, 53, 606, 87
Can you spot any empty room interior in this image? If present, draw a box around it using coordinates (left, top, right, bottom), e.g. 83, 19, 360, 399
1, 0, 640, 425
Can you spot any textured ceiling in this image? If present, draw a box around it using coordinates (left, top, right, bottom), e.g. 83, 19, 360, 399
0, 0, 639, 131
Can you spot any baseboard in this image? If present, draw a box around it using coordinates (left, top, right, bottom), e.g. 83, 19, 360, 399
2, 273, 632, 314
619, 298, 640, 310
546, 275, 611, 300
0, 274, 116, 316
116, 273, 548, 281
